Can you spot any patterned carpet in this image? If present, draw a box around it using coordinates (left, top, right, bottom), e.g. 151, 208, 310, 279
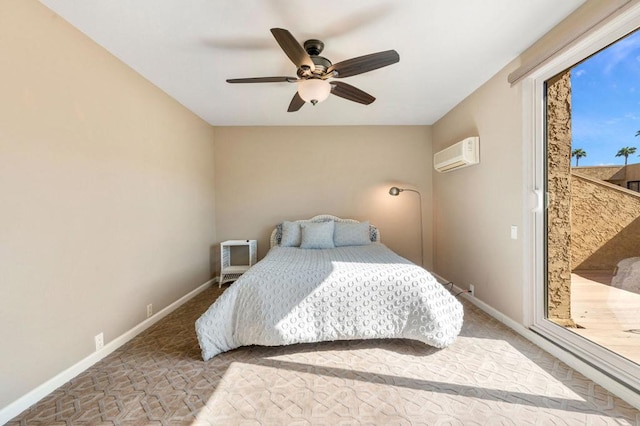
8, 285, 640, 425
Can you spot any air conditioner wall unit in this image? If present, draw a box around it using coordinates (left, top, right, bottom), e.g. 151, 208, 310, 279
433, 136, 480, 173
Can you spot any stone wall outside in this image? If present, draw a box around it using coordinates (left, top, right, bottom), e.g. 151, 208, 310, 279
571, 173, 640, 271
573, 166, 625, 182
546, 71, 573, 325
625, 163, 640, 183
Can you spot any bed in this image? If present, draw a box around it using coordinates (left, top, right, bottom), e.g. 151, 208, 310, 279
196, 215, 464, 361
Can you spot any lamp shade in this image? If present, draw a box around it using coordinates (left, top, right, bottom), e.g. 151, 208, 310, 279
298, 79, 331, 105
389, 187, 402, 196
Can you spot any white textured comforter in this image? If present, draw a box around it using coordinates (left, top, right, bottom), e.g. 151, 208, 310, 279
196, 243, 464, 360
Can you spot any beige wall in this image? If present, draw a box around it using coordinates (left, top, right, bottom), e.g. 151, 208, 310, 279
0, 0, 216, 409
432, 61, 524, 322
213, 126, 433, 269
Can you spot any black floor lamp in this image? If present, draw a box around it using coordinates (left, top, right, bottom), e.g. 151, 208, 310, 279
389, 186, 423, 267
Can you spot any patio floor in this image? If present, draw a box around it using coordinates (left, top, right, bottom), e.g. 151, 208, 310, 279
570, 270, 640, 365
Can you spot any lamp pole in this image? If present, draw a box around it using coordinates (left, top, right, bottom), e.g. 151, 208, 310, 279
389, 187, 424, 267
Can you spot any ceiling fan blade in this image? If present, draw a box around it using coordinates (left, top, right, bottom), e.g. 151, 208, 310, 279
270, 28, 315, 71
330, 81, 375, 105
227, 77, 297, 83
328, 50, 399, 78
287, 92, 305, 112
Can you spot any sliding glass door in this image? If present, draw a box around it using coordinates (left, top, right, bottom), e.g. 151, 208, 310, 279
528, 15, 640, 397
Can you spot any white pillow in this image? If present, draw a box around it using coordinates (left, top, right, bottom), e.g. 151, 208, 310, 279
334, 221, 371, 247
300, 221, 335, 249
280, 221, 301, 247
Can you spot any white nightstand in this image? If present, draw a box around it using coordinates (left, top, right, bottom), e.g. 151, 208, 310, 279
219, 240, 257, 287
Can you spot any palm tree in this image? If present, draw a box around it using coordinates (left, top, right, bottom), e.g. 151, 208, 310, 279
615, 146, 637, 166
572, 148, 587, 167
636, 130, 640, 137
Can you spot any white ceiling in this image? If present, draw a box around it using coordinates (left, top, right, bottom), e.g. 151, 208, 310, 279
39, 0, 585, 126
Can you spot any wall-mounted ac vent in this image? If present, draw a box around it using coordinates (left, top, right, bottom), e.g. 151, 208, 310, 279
433, 136, 480, 173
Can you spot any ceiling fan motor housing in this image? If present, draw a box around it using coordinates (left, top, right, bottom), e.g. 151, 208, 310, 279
298, 55, 332, 78
295, 39, 333, 78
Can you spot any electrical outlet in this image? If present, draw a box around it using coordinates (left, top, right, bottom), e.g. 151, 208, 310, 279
469, 284, 475, 297
95, 333, 104, 351
146, 304, 153, 318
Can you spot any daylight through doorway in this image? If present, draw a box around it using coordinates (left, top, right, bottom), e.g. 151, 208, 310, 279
544, 30, 640, 368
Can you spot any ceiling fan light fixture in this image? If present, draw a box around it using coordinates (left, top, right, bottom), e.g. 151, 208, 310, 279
297, 79, 331, 105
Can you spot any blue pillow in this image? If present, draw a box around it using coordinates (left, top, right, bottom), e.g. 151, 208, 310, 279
300, 221, 335, 249
334, 221, 371, 247
280, 221, 301, 247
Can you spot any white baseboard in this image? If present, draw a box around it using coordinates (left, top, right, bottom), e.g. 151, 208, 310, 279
0, 278, 216, 425
449, 283, 640, 410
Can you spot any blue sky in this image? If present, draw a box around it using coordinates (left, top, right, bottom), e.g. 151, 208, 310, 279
571, 29, 640, 166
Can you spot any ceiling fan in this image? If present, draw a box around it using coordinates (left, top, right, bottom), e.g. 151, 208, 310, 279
226, 28, 400, 112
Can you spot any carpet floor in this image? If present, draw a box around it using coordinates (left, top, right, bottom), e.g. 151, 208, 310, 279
8, 285, 640, 425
